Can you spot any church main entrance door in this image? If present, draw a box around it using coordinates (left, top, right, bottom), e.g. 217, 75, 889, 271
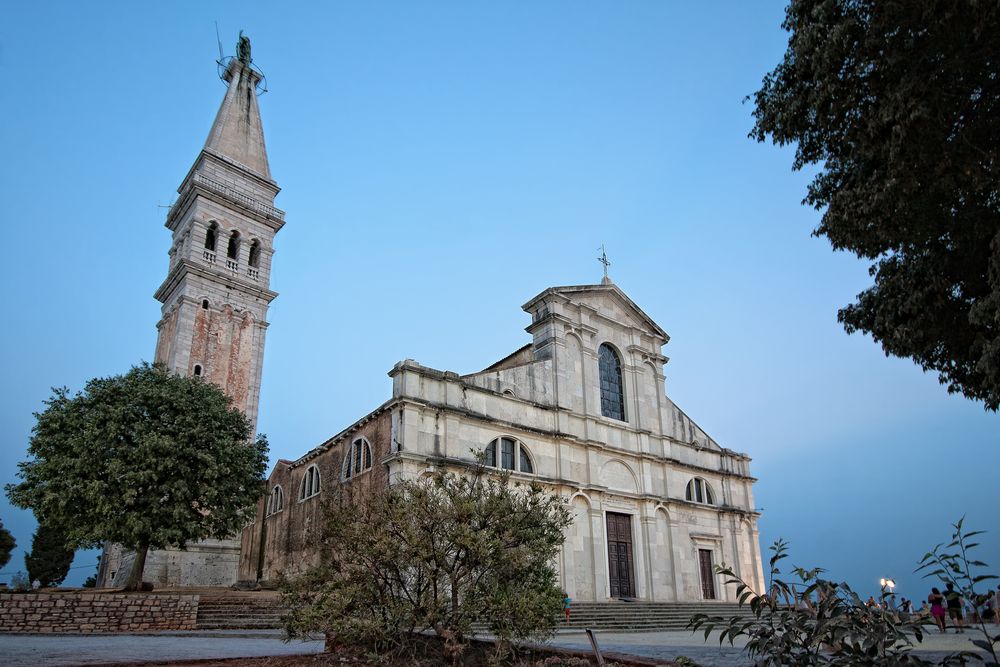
699, 549, 717, 599
606, 512, 635, 598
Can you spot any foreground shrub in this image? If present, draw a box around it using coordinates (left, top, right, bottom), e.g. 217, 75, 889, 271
283, 463, 571, 665
689, 520, 999, 666
916, 518, 1000, 664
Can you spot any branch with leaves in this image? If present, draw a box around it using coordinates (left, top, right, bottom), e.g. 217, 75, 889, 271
690, 528, 994, 666
917, 517, 1000, 664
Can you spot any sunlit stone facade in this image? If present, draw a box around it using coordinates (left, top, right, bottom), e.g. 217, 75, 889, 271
240, 280, 765, 601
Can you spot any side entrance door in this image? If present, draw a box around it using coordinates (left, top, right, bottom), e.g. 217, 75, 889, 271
699, 549, 717, 599
606, 512, 635, 598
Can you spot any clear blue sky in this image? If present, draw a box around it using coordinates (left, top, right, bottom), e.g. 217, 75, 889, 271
2, 1, 997, 597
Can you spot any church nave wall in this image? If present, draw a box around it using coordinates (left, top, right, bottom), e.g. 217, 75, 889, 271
239, 410, 393, 583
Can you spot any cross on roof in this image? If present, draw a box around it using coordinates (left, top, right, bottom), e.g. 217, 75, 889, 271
597, 245, 611, 280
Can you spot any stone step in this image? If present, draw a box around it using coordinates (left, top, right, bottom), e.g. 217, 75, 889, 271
195, 599, 286, 630
197, 615, 283, 620
196, 611, 282, 616
197, 613, 282, 619
193, 597, 753, 631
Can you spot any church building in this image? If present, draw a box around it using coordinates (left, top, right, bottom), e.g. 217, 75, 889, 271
101, 39, 765, 602
239, 279, 765, 601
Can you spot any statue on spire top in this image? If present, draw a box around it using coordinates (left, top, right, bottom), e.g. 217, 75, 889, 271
237, 31, 252, 65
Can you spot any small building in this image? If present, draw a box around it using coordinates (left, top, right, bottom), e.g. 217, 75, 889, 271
240, 280, 765, 602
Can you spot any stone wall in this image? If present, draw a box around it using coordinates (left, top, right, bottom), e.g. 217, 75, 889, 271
239, 409, 393, 582
0, 592, 198, 633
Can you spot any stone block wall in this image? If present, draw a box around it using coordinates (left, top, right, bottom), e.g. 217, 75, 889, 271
239, 409, 393, 582
0, 592, 198, 633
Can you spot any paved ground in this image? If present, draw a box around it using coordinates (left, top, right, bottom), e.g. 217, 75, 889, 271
548, 628, 992, 667
1, 630, 323, 666
0, 627, 991, 666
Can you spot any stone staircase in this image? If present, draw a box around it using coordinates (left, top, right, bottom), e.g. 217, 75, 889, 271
559, 601, 753, 632
193, 593, 752, 632
195, 592, 285, 630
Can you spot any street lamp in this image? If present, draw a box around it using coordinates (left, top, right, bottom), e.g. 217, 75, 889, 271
880, 578, 896, 609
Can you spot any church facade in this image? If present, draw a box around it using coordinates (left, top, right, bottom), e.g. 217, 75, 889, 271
239, 281, 765, 602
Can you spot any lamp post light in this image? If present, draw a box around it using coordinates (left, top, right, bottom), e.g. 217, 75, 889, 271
880, 578, 897, 609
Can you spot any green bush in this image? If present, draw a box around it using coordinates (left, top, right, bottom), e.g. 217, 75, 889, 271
283, 463, 571, 665
916, 518, 1000, 664
9, 572, 29, 592
689, 520, 999, 666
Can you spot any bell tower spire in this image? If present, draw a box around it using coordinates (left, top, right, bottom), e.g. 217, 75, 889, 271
100, 34, 284, 589
153, 33, 283, 435
203, 37, 271, 180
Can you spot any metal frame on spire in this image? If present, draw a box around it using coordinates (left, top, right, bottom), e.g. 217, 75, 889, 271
214, 26, 268, 95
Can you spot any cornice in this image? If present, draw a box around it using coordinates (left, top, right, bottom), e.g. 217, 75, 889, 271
153, 260, 279, 304
627, 344, 669, 366
290, 398, 399, 467
394, 394, 756, 482
380, 452, 760, 517
388, 360, 752, 463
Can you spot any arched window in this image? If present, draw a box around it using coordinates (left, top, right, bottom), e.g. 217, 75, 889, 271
266, 485, 284, 515
685, 477, 715, 505
193, 364, 202, 377
599, 343, 626, 421
227, 231, 241, 260
204, 222, 218, 251
248, 240, 261, 268
300, 464, 321, 500
484, 437, 534, 474
201, 299, 209, 310
343, 437, 373, 480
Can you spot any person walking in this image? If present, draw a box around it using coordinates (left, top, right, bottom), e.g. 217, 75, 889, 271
945, 582, 965, 633
563, 594, 572, 622
929, 587, 947, 633
984, 590, 997, 625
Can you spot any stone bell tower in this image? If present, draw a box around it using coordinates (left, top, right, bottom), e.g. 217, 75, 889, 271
98, 37, 283, 587
153, 38, 283, 435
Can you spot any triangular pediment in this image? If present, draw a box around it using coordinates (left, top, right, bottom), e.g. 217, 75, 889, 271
523, 281, 669, 343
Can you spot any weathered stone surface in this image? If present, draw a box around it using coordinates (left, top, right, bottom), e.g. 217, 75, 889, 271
98, 50, 283, 591
241, 281, 766, 603
0, 593, 198, 633
238, 411, 393, 581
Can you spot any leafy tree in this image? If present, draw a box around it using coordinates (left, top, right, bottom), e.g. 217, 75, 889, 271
6, 363, 268, 591
752, 1, 1000, 409
283, 463, 571, 665
0, 519, 14, 570
24, 522, 75, 587
82, 575, 97, 588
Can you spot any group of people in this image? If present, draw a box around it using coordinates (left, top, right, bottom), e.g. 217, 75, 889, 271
862, 582, 999, 633
924, 582, 999, 633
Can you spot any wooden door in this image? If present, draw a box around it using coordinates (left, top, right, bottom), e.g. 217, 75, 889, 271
606, 512, 635, 598
699, 549, 717, 600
